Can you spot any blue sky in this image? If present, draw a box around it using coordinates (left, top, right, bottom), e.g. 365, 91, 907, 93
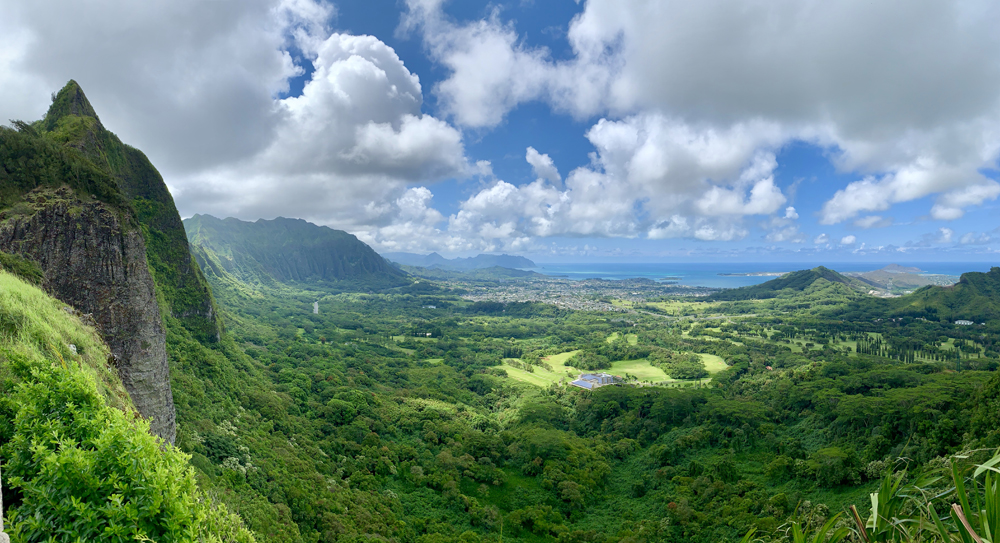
2, 0, 999, 262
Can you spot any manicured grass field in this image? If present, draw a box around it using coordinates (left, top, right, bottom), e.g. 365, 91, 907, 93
698, 353, 729, 373
503, 350, 728, 388
501, 351, 580, 387
609, 359, 668, 381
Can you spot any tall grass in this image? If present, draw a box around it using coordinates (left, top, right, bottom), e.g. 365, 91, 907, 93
744, 450, 1000, 542
0, 270, 132, 411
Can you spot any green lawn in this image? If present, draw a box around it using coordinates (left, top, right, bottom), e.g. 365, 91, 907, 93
504, 351, 726, 388
609, 359, 668, 381
500, 351, 580, 387
698, 353, 728, 373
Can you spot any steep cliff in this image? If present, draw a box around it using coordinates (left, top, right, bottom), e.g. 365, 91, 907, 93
40, 81, 220, 343
0, 81, 209, 443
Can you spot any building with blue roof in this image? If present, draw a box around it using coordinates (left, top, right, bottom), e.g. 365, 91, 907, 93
570, 372, 617, 390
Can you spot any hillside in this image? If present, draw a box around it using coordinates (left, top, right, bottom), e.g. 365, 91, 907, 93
184, 214, 406, 287
0, 269, 253, 542
704, 266, 868, 301
383, 251, 536, 270
0, 81, 212, 441
844, 264, 958, 294
888, 266, 1000, 322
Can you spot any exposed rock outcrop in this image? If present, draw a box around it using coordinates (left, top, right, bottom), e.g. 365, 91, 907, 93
0, 187, 175, 443
42, 80, 222, 344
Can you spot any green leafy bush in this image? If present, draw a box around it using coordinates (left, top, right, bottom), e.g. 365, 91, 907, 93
1, 352, 255, 543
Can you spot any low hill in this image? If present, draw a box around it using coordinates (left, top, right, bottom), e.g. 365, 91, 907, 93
383, 251, 536, 270
704, 266, 868, 301
184, 214, 406, 287
888, 267, 1000, 323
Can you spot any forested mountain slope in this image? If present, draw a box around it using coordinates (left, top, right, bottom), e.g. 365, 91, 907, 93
888, 266, 1000, 322
184, 214, 406, 287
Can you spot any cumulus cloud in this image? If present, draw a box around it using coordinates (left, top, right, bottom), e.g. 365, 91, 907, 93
526, 147, 561, 183
0, 0, 325, 171
814, 233, 830, 244
169, 31, 469, 236
405, 0, 1000, 226
937, 227, 954, 243
840, 235, 857, 245
447, 114, 793, 245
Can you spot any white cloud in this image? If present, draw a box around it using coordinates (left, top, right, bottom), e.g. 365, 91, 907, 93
784, 207, 799, 219
526, 147, 561, 183
446, 114, 792, 245
854, 215, 892, 229
405, 0, 1000, 226
0, 0, 326, 172
169, 32, 469, 236
814, 234, 830, 244
840, 235, 857, 245
960, 232, 992, 244
937, 227, 954, 243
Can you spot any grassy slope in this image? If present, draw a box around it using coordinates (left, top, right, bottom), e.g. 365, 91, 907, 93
0, 270, 131, 411
0, 270, 254, 542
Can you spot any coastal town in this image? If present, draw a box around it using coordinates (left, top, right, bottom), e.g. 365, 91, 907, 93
456, 276, 718, 312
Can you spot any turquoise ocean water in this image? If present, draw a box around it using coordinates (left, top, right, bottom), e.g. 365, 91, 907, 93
529, 262, 997, 288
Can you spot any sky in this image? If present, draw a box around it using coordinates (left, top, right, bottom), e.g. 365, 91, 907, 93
2, 0, 1000, 263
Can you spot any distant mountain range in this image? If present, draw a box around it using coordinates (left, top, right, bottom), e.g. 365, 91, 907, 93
843, 264, 958, 293
184, 215, 406, 287
382, 252, 535, 271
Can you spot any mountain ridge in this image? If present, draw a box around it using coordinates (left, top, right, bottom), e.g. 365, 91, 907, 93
184, 214, 406, 287
703, 266, 869, 301
383, 251, 536, 270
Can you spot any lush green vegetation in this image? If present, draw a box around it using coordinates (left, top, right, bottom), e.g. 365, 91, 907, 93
149, 248, 1000, 543
0, 271, 252, 542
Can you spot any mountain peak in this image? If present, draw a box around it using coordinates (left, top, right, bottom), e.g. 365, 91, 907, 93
43, 80, 102, 131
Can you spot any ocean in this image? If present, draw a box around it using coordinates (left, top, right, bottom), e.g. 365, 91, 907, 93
528, 262, 997, 289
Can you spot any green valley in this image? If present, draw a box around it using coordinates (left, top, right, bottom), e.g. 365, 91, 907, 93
2, 84, 1000, 543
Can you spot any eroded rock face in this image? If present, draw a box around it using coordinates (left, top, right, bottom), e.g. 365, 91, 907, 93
0, 188, 176, 444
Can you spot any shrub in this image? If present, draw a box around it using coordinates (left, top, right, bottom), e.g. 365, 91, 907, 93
1, 351, 255, 542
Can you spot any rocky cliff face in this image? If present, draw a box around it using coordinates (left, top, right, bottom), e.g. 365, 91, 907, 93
41, 80, 221, 344
0, 187, 175, 443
